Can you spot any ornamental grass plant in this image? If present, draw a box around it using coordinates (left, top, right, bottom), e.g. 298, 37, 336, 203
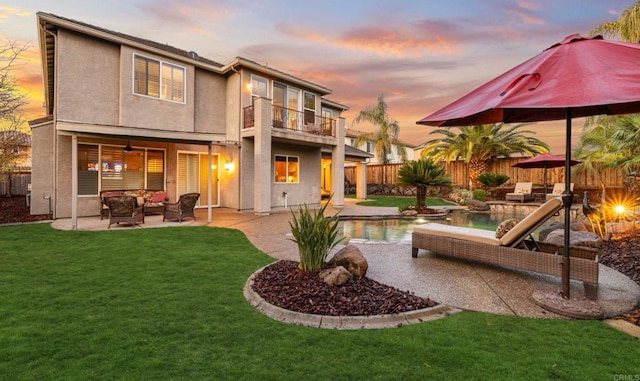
288, 198, 343, 272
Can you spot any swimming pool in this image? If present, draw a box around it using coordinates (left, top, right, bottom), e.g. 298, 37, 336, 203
338, 210, 561, 242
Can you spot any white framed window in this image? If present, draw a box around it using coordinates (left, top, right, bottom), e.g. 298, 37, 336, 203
77, 144, 99, 196
78, 144, 166, 195
251, 75, 268, 98
134, 54, 185, 103
366, 142, 372, 153
274, 155, 299, 183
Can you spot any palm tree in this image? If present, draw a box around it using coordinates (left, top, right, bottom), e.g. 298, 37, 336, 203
578, 115, 640, 171
353, 95, 407, 184
580, 1, 640, 174
590, 0, 640, 42
420, 123, 550, 187
576, 114, 640, 178
397, 158, 452, 210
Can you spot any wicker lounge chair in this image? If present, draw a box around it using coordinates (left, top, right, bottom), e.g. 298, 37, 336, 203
105, 195, 144, 228
163, 193, 200, 223
505, 182, 535, 202
411, 197, 599, 298
546, 183, 574, 201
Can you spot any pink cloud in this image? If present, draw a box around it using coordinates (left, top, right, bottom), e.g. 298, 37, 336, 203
503, 2, 545, 25
277, 19, 462, 57
138, 0, 235, 31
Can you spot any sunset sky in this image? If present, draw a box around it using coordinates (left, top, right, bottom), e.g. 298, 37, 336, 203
1, 0, 633, 153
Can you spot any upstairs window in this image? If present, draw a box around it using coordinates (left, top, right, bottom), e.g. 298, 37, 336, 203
134, 55, 185, 103
303, 91, 316, 124
251, 75, 268, 98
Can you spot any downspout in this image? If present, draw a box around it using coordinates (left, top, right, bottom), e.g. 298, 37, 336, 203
41, 24, 59, 220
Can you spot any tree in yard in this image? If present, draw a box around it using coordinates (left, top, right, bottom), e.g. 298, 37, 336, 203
577, 1, 640, 177
576, 114, 640, 176
353, 95, 406, 184
0, 40, 30, 195
590, 0, 640, 42
420, 123, 549, 188
397, 158, 452, 210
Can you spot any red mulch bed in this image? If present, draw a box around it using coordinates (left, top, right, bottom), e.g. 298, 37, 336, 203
251, 260, 437, 316
0, 196, 50, 224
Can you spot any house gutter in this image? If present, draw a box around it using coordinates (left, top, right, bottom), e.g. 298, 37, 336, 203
40, 22, 60, 222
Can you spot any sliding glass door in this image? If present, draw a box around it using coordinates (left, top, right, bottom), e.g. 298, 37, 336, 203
177, 152, 219, 207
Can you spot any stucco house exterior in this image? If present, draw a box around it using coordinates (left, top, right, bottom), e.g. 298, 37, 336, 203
29, 12, 352, 226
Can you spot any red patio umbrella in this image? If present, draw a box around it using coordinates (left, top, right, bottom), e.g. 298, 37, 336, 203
417, 34, 640, 304
513, 154, 582, 194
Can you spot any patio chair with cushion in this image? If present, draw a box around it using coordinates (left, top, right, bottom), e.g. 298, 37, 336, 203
546, 183, 574, 201
105, 195, 144, 228
411, 197, 599, 298
163, 193, 200, 223
505, 182, 535, 202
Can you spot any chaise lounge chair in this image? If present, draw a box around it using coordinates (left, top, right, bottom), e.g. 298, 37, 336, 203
505, 182, 535, 202
546, 182, 574, 201
411, 197, 599, 298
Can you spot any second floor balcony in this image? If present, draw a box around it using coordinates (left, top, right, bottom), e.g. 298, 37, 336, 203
243, 105, 336, 138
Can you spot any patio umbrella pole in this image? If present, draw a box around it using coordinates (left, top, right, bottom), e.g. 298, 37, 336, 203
561, 108, 572, 299
543, 166, 548, 194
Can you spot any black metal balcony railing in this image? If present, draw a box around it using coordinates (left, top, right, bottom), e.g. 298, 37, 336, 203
242, 105, 336, 137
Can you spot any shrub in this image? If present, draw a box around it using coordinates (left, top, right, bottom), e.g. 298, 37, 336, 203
477, 172, 510, 188
289, 199, 343, 272
449, 189, 474, 205
472, 189, 486, 202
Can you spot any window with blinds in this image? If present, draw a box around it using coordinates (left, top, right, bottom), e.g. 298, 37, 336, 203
147, 150, 165, 190
251, 75, 268, 98
177, 153, 199, 195
78, 144, 99, 195
85, 145, 165, 192
134, 54, 184, 103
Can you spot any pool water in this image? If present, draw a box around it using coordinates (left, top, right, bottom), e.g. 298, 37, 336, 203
338, 211, 561, 242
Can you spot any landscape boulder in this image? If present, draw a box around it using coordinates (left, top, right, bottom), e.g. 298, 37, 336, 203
327, 245, 368, 277
467, 199, 490, 211
542, 229, 603, 248
538, 221, 564, 242
319, 266, 352, 286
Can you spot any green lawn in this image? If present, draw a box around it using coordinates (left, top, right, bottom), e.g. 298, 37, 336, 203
349, 194, 456, 209
0, 223, 638, 380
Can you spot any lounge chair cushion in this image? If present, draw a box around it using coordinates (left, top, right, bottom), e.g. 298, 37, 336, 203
495, 219, 517, 238
412, 197, 564, 247
498, 197, 562, 246
413, 223, 502, 246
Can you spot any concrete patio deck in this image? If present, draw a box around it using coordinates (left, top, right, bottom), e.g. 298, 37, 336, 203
51, 198, 640, 320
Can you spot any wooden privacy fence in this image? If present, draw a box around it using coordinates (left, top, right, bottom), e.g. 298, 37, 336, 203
344, 158, 627, 190
0, 172, 31, 196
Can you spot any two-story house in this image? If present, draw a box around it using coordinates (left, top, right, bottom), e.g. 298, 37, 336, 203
29, 12, 353, 226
